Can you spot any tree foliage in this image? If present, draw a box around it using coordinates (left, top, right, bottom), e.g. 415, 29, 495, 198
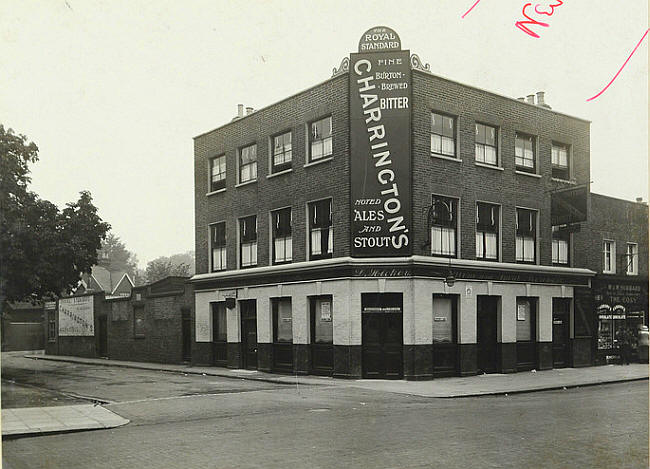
0, 125, 110, 302
98, 233, 139, 279
144, 258, 190, 284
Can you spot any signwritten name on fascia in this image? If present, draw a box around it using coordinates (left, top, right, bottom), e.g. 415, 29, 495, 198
349, 49, 412, 257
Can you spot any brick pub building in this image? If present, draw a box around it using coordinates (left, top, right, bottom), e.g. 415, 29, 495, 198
190, 27, 597, 379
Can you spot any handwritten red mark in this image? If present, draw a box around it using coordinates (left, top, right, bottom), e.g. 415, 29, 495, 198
515, 2, 563, 38
587, 28, 649, 102
461, 0, 482, 19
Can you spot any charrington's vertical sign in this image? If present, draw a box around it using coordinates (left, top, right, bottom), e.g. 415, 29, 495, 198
350, 26, 412, 257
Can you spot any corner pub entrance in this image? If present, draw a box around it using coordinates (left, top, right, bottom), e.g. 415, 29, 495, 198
190, 26, 596, 379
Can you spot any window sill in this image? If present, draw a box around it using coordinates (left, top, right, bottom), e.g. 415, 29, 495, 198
551, 177, 576, 184
431, 153, 461, 163
235, 179, 257, 188
272, 260, 293, 266
210, 269, 227, 273
515, 170, 542, 179
304, 156, 333, 168
602, 271, 616, 275
206, 188, 226, 196
475, 162, 504, 171
239, 265, 258, 269
626, 272, 638, 277
267, 168, 293, 179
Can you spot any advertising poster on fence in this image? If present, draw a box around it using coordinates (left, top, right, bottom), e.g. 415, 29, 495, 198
58, 295, 95, 336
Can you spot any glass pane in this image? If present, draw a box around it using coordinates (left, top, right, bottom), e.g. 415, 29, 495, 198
433, 297, 453, 343
485, 232, 498, 259
323, 137, 332, 157
475, 144, 485, 162
476, 232, 484, 258
431, 113, 442, 134
486, 126, 496, 146
275, 299, 293, 342
475, 123, 485, 144
327, 228, 333, 253
442, 136, 455, 156
485, 146, 497, 165
431, 134, 442, 154
311, 229, 321, 255
442, 116, 454, 138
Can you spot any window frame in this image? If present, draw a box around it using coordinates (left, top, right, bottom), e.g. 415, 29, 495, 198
514, 132, 537, 173
211, 302, 227, 343
474, 122, 498, 166
272, 297, 293, 344
239, 215, 258, 269
208, 154, 226, 192
515, 207, 538, 264
271, 207, 292, 265
475, 201, 500, 261
552, 226, 570, 266
308, 116, 333, 163
430, 194, 459, 258
308, 198, 333, 260
603, 239, 616, 274
551, 142, 571, 181
209, 221, 227, 272
430, 111, 457, 158
271, 131, 292, 174
626, 242, 638, 276
238, 143, 258, 184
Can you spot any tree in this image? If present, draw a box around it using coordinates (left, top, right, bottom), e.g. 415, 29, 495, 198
98, 233, 139, 279
0, 125, 110, 302
145, 258, 190, 284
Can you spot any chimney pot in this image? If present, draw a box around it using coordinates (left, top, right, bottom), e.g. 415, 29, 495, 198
246, 107, 254, 115
237, 104, 244, 118
636, 197, 643, 203
536, 91, 545, 106
526, 94, 535, 104
517, 97, 526, 102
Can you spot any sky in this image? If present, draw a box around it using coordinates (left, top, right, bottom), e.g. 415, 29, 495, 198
2, 1, 648, 267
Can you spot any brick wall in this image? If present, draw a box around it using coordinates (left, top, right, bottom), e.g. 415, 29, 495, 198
411, 70, 591, 266
194, 74, 350, 274
573, 193, 649, 275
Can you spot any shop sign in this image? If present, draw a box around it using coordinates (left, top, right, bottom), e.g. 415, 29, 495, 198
353, 267, 411, 277
350, 27, 411, 257
551, 185, 588, 225
58, 296, 94, 336
44, 301, 56, 310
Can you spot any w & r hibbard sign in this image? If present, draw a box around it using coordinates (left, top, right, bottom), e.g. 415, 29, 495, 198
58, 295, 95, 336
350, 27, 412, 257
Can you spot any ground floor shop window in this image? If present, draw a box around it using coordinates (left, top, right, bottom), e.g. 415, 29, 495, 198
272, 298, 293, 371
516, 298, 537, 370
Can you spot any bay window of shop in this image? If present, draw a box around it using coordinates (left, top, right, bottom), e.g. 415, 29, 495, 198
310, 295, 334, 375
239, 216, 257, 268
551, 143, 570, 180
626, 243, 638, 275
431, 112, 456, 158
516, 298, 537, 370
476, 202, 499, 260
309, 116, 332, 162
515, 208, 537, 264
603, 240, 615, 273
272, 131, 292, 173
209, 154, 226, 192
239, 144, 257, 183
211, 302, 227, 365
308, 199, 332, 260
430, 195, 457, 257
515, 132, 536, 173
210, 222, 226, 272
432, 295, 458, 377
551, 226, 570, 265
271, 207, 292, 264
475, 123, 497, 166
272, 298, 293, 372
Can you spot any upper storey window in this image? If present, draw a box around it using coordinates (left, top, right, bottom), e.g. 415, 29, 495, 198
209, 155, 226, 192
603, 240, 615, 274
515, 208, 537, 264
239, 215, 257, 268
431, 112, 456, 158
309, 117, 332, 162
309, 199, 333, 260
475, 123, 497, 166
239, 144, 257, 183
515, 133, 536, 173
210, 222, 226, 272
626, 243, 638, 275
551, 143, 570, 180
430, 195, 457, 257
272, 131, 292, 173
476, 202, 499, 261
272, 207, 292, 264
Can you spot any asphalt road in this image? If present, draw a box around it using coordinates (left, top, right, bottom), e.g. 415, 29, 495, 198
2, 356, 648, 469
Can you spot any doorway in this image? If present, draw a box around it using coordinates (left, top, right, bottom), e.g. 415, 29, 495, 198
361, 293, 403, 379
552, 299, 571, 368
477, 296, 498, 373
97, 316, 108, 357
240, 300, 257, 370
310, 296, 333, 375
182, 308, 192, 362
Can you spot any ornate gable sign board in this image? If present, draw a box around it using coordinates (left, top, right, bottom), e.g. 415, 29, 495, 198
358, 26, 401, 52
350, 27, 412, 257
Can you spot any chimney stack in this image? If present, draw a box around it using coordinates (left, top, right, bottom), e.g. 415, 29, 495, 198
636, 197, 643, 203
526, 94, 535, 104
517, 97, 526, 102
246, 106, 254, 115
237, 104, 244, 118
536, 91, 545, 106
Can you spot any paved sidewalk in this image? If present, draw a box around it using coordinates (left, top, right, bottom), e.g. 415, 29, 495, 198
2, 404, 129, 437
26, 354, 648, 397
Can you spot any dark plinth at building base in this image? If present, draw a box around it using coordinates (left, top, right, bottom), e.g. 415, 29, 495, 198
257, 343, 273, 372
498, 343, 517, 373
571, 337, 593, 367
537, 342, 553, 370
293, 344, 311, 374
333, 345, 362, 378
459, 344, 478, 376
191, 342, 213, 366
227, 342, 242, 369
403, 345, 433, 380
